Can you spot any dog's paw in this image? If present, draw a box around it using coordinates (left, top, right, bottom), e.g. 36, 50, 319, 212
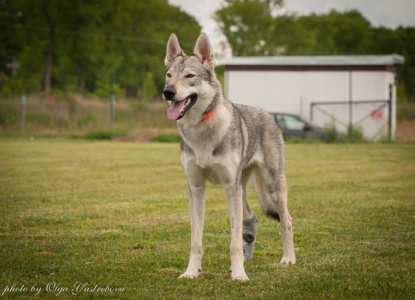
280, 256, 296, 265
178, 272, 198, 279
229, 269, 249, 281
178, 268, 202, 279
231, 274, 249, 282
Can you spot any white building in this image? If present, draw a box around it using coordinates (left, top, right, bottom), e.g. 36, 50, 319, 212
221, 55, 404, 140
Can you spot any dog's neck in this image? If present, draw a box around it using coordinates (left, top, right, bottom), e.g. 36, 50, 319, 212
177, 96, 231, 142
178, 100, 232, 165
200, 111, 213, 122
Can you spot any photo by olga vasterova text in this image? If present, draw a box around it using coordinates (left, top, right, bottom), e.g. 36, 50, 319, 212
2, 281, 126, 296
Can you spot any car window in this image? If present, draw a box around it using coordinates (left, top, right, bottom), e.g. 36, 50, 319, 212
276, 115, 305, 130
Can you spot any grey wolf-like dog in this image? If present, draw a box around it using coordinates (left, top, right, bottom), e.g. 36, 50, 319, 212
163, 33, 296, 281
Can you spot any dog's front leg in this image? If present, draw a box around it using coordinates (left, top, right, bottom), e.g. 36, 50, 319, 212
179, 182, 205, 279
226, 183, 249, 281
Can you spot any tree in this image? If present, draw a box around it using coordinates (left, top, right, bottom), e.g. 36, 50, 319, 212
298, 10, 372, 55
141, 72, 157, 100
395, 27, 415, 101
271, 15, 317, 55
0, 0, 201, 97
215, 0, 282, 56
18, 0, 69, 92
0, 1, 23, 75
215, 5, 415, 101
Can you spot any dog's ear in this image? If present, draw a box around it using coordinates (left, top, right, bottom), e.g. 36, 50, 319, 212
165, 33, 186, 66
193, 32, 216, 70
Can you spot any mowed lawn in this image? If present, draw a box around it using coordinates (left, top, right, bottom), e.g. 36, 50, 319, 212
0, 138, 414, 299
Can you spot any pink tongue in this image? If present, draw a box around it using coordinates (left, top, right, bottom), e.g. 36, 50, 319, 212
167, 99, 187, 120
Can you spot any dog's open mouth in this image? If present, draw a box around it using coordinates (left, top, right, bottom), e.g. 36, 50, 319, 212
167, 94, 198, 121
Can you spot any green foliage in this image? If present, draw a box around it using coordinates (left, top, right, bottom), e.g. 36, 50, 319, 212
2, 0, 415, 101
324, 119, 340, 143
94, 69, 123, 99
0, 103, 19, 127
324, 121, 366, 143
84, 130, 116, 140
397, 102, 415, 123
397, 82, 410, 104
26, 111, 54, 127
298, 10, 373, 55
0, 95, 177, 137
0, 0, 201, 97
151, 133, 181, 143
285, 136, 321, 144
215, 65, 225, 87
140, 73, 158, 100
347, 124, 365, 143
215, 0, 276, 56
77, 111, 95, 128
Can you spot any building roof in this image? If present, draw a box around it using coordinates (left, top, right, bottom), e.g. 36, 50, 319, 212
221, 54, 405, 66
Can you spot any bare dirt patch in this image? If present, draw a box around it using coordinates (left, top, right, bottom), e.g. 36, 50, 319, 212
112, 127, 179, 142
396, 116, 415, 142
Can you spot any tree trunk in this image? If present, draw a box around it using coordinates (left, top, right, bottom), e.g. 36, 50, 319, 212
43, 27, 55, 92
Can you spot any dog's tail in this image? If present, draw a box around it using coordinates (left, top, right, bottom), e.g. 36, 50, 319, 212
252, 169, 280, 222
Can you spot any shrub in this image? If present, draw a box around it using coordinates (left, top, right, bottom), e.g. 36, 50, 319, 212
151, 134, 181, 143
0, 103, 19, 127
324, 120, 340, 143
84, 130, 115, 140
347, 124, 365, 143
140, 73, 157, 100
285, 137, 321, 144
78, 111, 95, 128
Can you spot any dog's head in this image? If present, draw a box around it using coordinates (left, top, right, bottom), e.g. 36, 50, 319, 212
163, 33, 219, 122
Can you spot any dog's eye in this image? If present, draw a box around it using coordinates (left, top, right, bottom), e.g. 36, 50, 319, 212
185, 74, 195, 79
166, 73, 171, 78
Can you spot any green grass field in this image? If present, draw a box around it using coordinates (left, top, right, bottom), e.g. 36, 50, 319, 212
0, 139, 414, 299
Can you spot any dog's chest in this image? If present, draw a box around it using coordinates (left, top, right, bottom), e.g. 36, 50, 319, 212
179, 108, 235, 169
183, 136, 219, 168
181, 138, 237, 186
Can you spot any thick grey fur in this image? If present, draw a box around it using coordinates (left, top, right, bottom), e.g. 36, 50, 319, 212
163, 33, 296, 281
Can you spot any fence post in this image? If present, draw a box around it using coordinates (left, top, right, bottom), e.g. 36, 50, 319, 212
310, 103, 314, 121
110, 66, 115, 125
389, 84, 392, 141
21, 94, 26, 133
349, 69, 353, 136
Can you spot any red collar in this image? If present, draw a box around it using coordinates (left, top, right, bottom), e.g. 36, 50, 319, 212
200, 111, 213, 122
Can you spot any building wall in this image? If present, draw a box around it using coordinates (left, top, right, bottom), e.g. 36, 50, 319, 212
224, 69, 396, 140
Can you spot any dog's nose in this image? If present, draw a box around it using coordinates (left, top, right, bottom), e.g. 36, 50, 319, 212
163, 88, 176, 99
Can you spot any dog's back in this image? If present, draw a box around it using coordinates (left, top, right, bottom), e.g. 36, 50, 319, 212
226, 102, 286, 219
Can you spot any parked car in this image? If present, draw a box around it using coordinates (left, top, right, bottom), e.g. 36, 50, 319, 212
269, 113, 327, 141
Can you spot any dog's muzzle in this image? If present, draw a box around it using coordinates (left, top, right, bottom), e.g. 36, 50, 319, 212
163, 87, 176, 100
164, 89, 198, 121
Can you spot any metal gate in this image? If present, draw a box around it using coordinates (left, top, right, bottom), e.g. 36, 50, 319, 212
310, 85, 393, 141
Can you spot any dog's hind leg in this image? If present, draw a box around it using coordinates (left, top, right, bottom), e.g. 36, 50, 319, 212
272, 177, 296, 265
226, 181, 249, 281
241, 168, 258, 262
179, 179, 206, 279
254, 167, 296, 265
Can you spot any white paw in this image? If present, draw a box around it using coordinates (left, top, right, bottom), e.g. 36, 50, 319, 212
232, 274, 249, 282
179, 273, 198, 279
178, 268, 202, 279
229, 269, 249, 281
280, 256, 296, 265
